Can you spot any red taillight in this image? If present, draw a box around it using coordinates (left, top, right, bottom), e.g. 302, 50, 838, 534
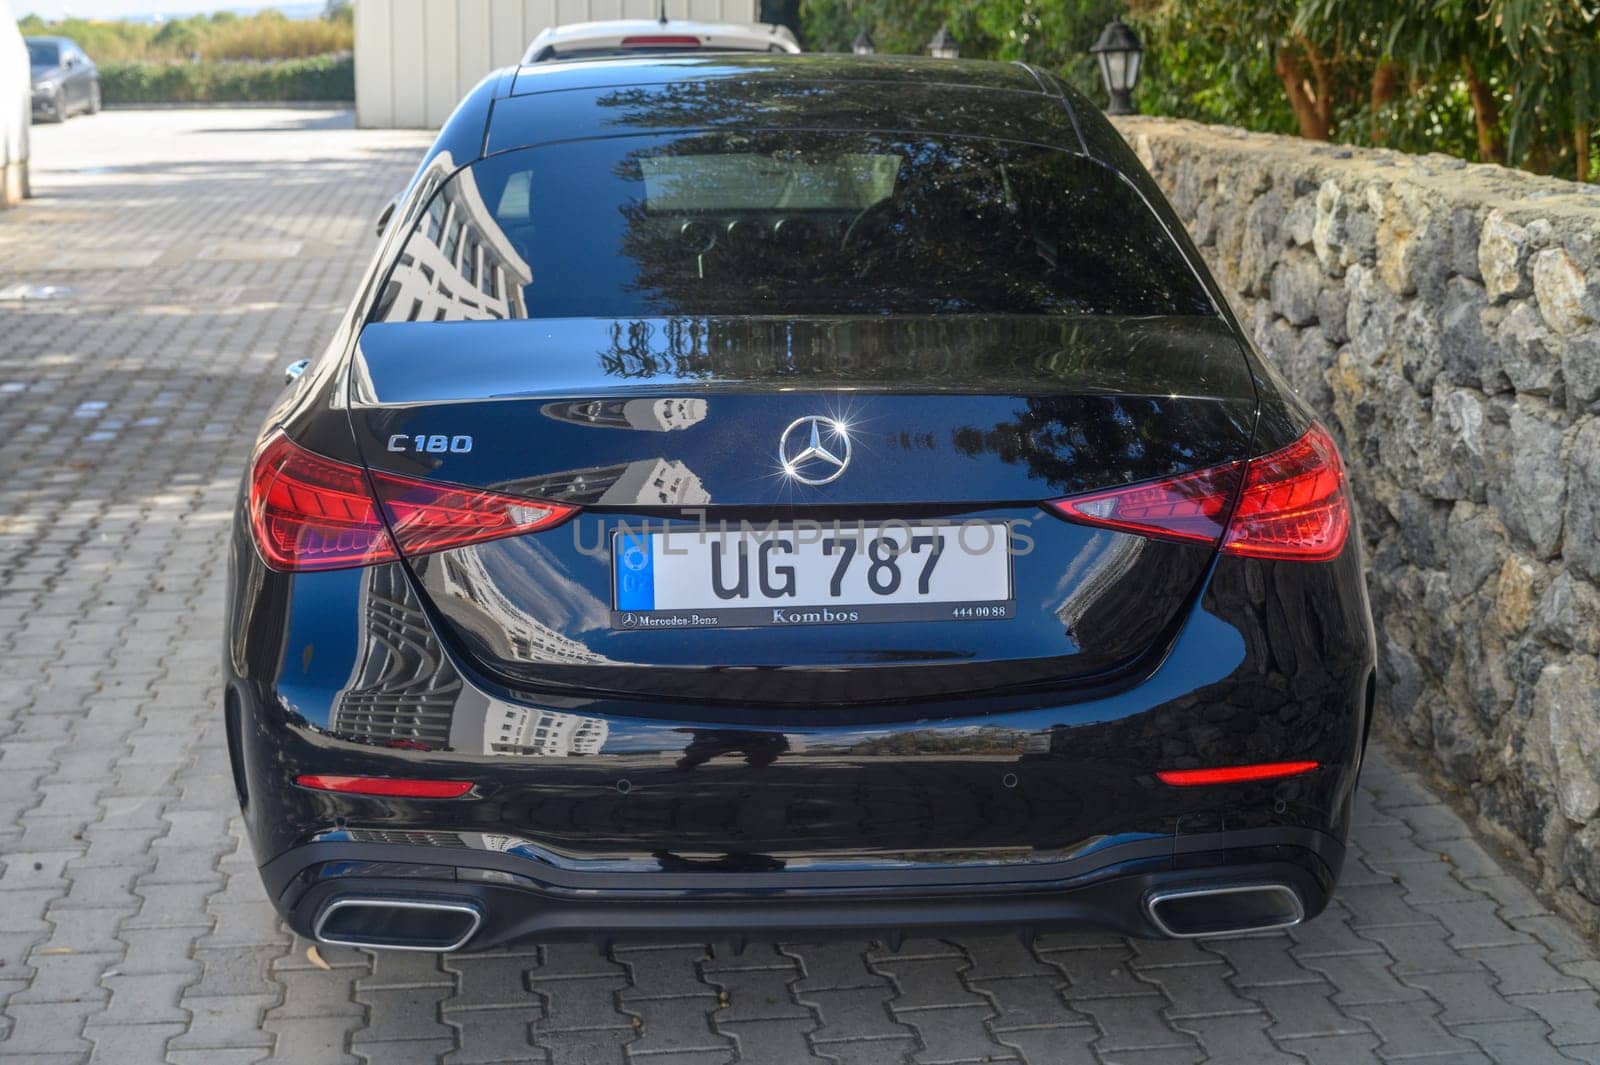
1045, 462, 1242, 548
1156, 761, 1320, 787
1045, 423, 1350, 562
620, 34, 703, 47
375, 468, 576, 558
295, 774, 473, 798
1221, 423, 1349, 561
248, 431, 577, 572
249, 433, 395, 571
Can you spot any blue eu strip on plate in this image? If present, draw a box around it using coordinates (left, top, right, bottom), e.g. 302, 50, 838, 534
614, 531, 656, 611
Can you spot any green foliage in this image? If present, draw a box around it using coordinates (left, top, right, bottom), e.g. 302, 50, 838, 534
20, 6, 355, 107
1366, 78, 1485, 162
799, 0, 1120, 98
99, 55, 354, 105
201, 10, 352, 60
966, 0, 1122, 99
1129, 3, 1296, 133
1138, 0, 1598, 177
16, 8, 354, 64
1491, 0, 1600, 171
799, 0, 1599, 180
800, 0, 960, 59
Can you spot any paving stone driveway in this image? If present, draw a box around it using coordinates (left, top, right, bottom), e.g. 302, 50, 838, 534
2, 109, 1600, 1065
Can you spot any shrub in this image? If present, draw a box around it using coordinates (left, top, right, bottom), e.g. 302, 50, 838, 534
202, 12, 353, 61
98, 54, 354, 105
796, 0, 1600, 180
16, 10, 355, 64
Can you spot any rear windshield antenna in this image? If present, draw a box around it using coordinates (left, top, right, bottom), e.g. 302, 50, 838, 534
658, 0, 668, 24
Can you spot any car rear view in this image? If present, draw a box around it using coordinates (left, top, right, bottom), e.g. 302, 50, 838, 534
225, 56, 1375, 952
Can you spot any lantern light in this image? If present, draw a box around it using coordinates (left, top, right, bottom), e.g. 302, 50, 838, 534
1089, 17, 1143, 115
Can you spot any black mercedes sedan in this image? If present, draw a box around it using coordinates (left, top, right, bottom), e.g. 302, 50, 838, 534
225, 54, 1375, 952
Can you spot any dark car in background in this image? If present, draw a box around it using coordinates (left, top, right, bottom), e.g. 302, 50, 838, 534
224, 54, 1376, 953
27, 36, 99, 123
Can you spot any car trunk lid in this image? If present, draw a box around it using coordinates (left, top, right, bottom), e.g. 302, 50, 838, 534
347, 314, 1256, 709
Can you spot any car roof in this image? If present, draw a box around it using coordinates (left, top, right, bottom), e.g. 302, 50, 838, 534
484, 54, 1082, 157
522, 18, 800, 63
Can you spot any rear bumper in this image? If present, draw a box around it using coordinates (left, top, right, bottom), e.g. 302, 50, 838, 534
267, 826, 1342, 949
225, 513, 1377, 946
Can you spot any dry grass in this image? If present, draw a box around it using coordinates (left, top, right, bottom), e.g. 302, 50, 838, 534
18, 10, 354, 65
194, 16, 353, 61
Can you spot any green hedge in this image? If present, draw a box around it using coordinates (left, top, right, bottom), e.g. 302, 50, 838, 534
99, 54, 354, 104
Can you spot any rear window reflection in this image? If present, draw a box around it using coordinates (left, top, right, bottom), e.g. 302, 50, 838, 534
374, 132, 1215, 323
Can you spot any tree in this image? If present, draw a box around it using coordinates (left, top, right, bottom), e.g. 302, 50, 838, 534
1139, 0, 1595, 178
964, 0, 1122, 100
799, 0, 1598, 180
1334, 0, 1507, 161
1490, 0, 1600, 180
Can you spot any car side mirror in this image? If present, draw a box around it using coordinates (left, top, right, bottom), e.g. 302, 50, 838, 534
375, 197, 398, 238
64, 54, 77, 67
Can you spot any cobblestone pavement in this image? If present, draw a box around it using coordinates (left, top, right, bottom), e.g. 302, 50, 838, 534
3, 109, 1600, 1065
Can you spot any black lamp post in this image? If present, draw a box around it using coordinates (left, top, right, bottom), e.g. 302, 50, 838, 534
927, 24, 959, 60
1089, 17, 1143, 115
852, 29, 875, 55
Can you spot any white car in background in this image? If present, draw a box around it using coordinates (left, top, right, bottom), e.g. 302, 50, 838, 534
522, 17, 800, 63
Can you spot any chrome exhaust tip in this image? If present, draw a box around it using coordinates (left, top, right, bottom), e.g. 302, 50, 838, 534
1145, 883, 1304, 939
313, 897, 483, 952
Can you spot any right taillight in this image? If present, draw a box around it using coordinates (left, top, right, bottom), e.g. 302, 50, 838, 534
1046, 422, 1350, 562
1221, 422, 1349, 561
248, 430, 577, 572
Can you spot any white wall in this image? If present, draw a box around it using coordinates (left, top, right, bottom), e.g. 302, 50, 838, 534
355, 0, 760, 129
0, 0, 29, 206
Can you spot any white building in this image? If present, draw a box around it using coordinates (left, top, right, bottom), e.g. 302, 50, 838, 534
484, 705, 609, 757
354, 0, 761, 129
601, 457, 709, 507
380, 158, 533, 321
0, 0, 29, 207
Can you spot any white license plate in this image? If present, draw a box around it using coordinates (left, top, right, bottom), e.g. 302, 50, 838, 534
611, 522, 1014, 629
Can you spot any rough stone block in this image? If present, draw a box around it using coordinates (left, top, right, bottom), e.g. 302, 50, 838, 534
1481, 209, 1536, 302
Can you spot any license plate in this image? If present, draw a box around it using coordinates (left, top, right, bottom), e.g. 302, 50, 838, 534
611, 522, 1014, 629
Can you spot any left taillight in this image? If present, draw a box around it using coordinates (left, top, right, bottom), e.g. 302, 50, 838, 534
1045, 422, 1350, 562
248, 430, 577, 572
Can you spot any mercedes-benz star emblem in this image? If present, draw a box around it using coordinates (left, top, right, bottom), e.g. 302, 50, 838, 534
779, 416, 852, 486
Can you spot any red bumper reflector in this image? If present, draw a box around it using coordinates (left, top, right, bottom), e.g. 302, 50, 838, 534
295, 775, 473, 798
1155, 761, 1319, 787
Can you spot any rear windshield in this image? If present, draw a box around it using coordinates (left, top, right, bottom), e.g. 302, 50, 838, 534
374, 132, 1214, 323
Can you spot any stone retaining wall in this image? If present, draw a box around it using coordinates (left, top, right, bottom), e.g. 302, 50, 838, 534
1113, 116, 1600, 928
